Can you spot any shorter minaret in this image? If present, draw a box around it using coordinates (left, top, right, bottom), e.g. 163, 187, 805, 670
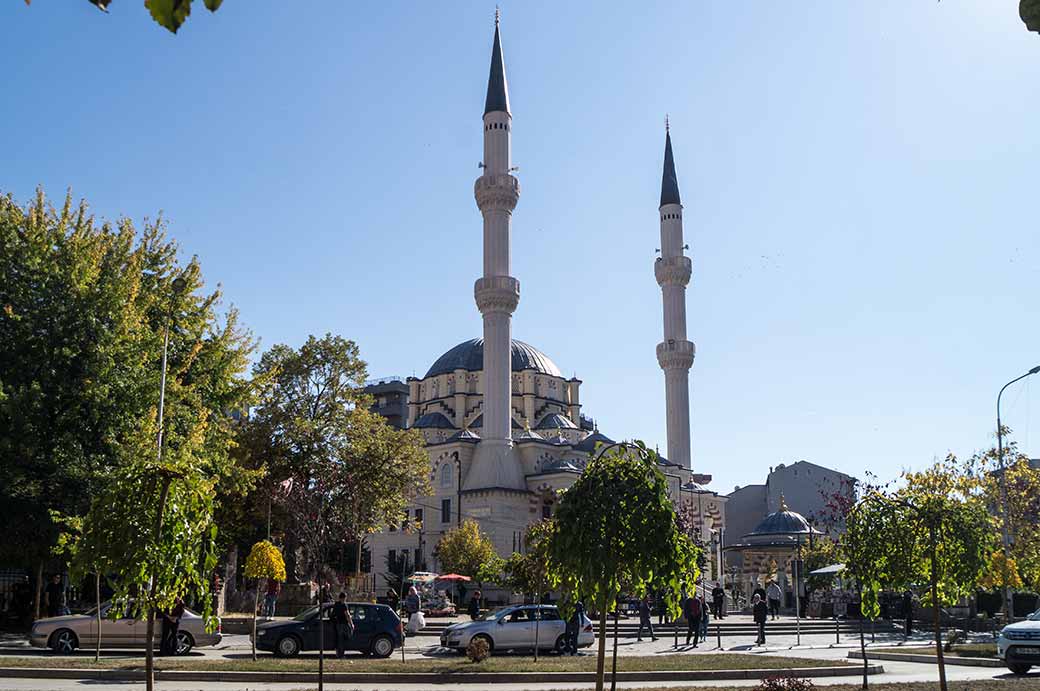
655, 122, 696, 469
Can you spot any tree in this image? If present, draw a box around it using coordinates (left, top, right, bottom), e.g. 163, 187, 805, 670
548, 442, 699, 691
801, 536, 843, 594
1022, 0, 1040, 33
434, 520, 500, 587
0, 189, 258, 619
244, 540, 285, 660
247, 334, 428, 583
844, 456, 995, 691
24, 0, 224, 34
501, 520, 554, 598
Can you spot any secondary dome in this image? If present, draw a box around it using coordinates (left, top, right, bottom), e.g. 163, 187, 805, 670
424, 338, 562, 379
747, 497, 817, 537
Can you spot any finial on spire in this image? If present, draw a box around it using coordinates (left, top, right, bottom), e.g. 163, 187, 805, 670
495, 5, 500, 25
665, 113, 670, 133
779, 494, 789, 512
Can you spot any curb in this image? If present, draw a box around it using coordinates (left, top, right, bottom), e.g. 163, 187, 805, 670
848, 650, 1002, 668
0, 664, 883, 684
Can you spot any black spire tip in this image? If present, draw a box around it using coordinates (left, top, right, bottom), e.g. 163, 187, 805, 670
660, 129, 681, 207
484, 18, 510, 116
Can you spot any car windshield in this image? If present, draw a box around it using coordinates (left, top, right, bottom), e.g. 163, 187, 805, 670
293, 606, 320, 622
1028, 609, 1040, 621
485, 607, 517, 621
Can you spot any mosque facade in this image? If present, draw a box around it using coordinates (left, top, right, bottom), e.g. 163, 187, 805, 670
365, 17, 727, 592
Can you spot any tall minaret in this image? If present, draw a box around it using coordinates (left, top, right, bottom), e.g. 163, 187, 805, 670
655, 123, 696, 469
467, 12, 524, 490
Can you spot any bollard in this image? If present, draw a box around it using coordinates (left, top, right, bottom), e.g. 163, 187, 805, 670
835, 617, 840, 644
716, 622, 722, 649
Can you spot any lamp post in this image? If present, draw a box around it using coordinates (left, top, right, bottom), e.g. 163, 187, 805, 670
996, 365, 1040, 621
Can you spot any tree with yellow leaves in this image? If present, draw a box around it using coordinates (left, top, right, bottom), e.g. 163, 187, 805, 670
244, 540, 286, 660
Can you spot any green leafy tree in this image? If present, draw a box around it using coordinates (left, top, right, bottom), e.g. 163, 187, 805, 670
802, 536, 843, 594
548, 442, 699, 691
0, 189, 257, 619
247, 334, 428, 582
434, 520, 500, 587
845, 456, 995, 691
501, 520, 554, 598
244, 540, 285, 660
24, 0, 224, 34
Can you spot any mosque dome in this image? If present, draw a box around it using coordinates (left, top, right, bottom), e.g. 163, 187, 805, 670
747, 497, 816, 537
424, 338, 562, 379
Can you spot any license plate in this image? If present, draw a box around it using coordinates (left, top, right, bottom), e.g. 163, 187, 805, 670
1017, 647, 1040, 655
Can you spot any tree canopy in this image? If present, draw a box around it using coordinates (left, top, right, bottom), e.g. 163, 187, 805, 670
434, 519, 500, 584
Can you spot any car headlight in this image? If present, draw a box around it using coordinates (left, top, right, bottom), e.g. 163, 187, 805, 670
257, 630, 267, 637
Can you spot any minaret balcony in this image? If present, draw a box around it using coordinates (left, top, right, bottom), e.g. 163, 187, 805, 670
656, 339, 696, 370
474, 276, 520, 315
654, 255, 692, 287
474, 174, 520, 212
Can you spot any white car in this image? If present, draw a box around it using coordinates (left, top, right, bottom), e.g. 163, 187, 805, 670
29, 602, 221, 655
998, 607, 1040, 675
440, 604, 594, 653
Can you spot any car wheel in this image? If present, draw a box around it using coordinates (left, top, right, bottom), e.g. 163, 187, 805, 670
554, 634, 568, 654
275, 635, 301, 658
370, 634, 394, 658
472, 633, 494, 651
50, 629, 78, 654
175, 631, 194, 656
1009, 663, 1032, 675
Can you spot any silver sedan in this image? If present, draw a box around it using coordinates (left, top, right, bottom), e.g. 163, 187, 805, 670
29, 602, 221, 655
440, 604, 594, 653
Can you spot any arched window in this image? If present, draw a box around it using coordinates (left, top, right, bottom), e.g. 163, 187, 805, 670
441, 462, 454, 489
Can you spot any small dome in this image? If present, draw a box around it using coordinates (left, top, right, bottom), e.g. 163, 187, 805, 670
574, 430, 614, 453
535, 413, 578, 430
412, 412, 455, 429
425, 338, 562, 379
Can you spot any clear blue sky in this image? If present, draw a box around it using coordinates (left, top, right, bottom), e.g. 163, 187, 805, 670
4, 1, 1039, 496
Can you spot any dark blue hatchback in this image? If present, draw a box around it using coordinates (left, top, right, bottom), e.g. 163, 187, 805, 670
253, 603, 403, 658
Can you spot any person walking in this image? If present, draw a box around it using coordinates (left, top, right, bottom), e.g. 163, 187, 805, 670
753, 593, 768, 645
386, 588, 399, 613
698, 593, 709, 642
263, 578, 280, 618
44, 575, 65, 618
636, 594, 657, 641
683, 592, 702, 646
331, 592, 354, 659
902, 589, 914, 637
468, 590, 482, 620
711, 582, 726, 619
567, 600, 586, 655
766, 581, 782, 620
161, 596, 185, 656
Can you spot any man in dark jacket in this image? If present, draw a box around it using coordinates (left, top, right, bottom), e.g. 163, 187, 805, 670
753, 594, 768, 645
636, 595, 657, 641
331, 592, 354, 659
160, 596, 185, 656
566, 600, 586, 655
711, 582, 725, 619
684, 592, 702, 646
902, 589, 914, 637
468, 590, 482, 620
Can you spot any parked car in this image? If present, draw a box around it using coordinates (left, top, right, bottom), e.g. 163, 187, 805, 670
998, 607, 1040, 675
439, 604, 594, 653
29, 601, 220, 655
253, 602, 402, 658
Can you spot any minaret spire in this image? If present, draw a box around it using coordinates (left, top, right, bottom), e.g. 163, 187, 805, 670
654, 124, 695, 470
467, 15, 523, 490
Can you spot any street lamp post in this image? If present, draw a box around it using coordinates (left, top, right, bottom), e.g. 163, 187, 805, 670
996, 365, 1040, 621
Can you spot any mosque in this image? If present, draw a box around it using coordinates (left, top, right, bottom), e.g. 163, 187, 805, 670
365, 16, 728, 591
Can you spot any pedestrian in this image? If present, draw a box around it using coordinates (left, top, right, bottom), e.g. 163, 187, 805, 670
699, 593, 709, 641
161, 596, 185, 656
567, 599, 586, 655
331, 592, 354, 659
405, 585, 421, 616
636, 594, 657, 641
753, 584, 767, 604
468, 590, 482, 620
318, 581, 331, 604
44, 574, 65, 618
386, 588, 399, 613
766, 580, 782, 620
753, 593, 768, 645
711, 582, 725, 619
902, 589, 914, 637
656, 590, 667, 625
263, 578, 280, 618
683, 592, 702, 646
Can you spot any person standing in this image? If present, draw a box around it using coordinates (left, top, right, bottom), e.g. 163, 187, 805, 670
766, 581, 782, 620
753, 584, 767, 604
636, 594, 657, 642
468, 590, 482, 620
698, 593, 709, 641
683, 592, 702, 646
567, 600, 586, 655
753, 594, 768, 645
711, 582, 725, 619
386, 588, 400, 613
161, 596, 185, 656
44, 575, 65, 618
902, 589, 914, 637
331, 592, 354, 659
263, 578, 280, 618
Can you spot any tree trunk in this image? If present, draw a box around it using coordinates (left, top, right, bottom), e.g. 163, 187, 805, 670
533, 590, 540, 662
930, 526, 947, 691
145, 476, 173, 691
859, 604, 868, 689
33, 560, 44, 621
610, 608, 620, 691
252, 579, 262, 661
95, 572, 102, 662
596, 594, 609, 691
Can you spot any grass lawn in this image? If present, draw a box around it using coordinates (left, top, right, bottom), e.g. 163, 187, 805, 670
873, 643, 998, 659
0, 652, 851, 673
